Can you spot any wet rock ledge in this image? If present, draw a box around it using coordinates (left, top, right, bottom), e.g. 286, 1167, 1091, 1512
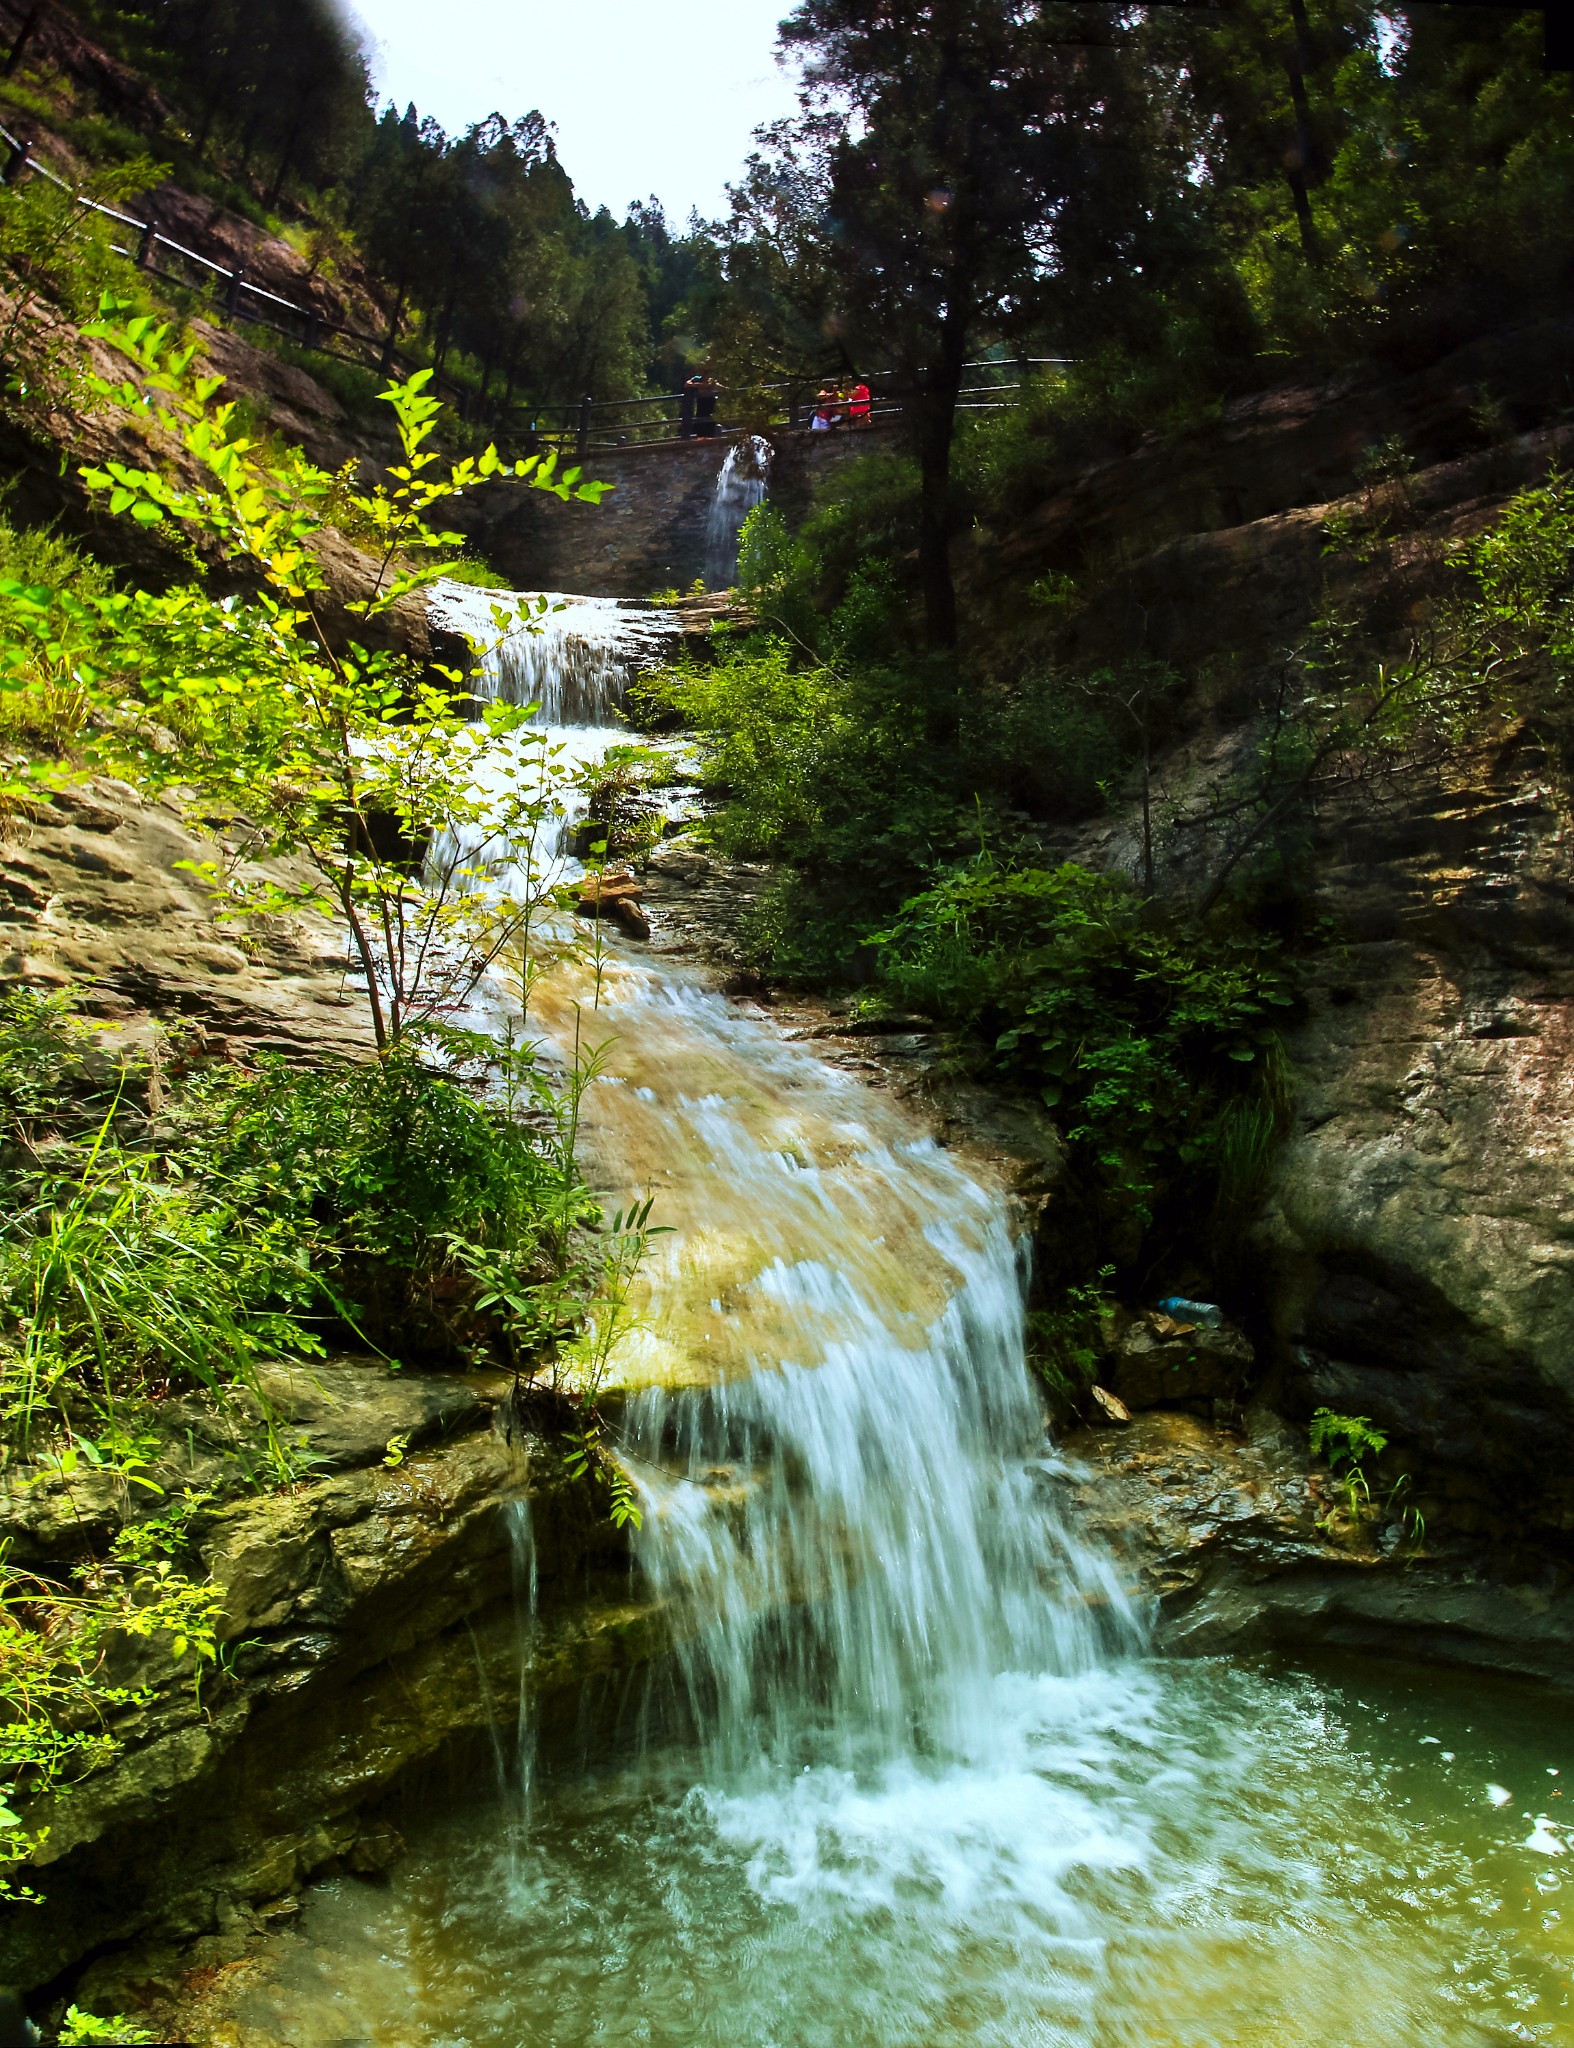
1063, 1407, 1574, 1686
0, 1358, 662, 2006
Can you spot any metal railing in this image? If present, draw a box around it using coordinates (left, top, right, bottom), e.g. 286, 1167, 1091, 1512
0, 118, 449, 394
0, 119, 1072, 460
512, 361, 1075, 457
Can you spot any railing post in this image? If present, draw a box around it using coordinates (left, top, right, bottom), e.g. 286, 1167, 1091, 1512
135, 217, 156, 268
2, 136, 30, 185
576, 393, 593, 460
788, 386, 800, 430
224, 261, 245, 320
303, 305, 320, 352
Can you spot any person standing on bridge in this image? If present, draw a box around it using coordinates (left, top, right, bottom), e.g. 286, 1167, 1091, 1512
694, 373, 722, 437
848, 376, 871, 426
679, 375, 699, 438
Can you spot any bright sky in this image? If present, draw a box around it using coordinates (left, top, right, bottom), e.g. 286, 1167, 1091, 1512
345, 0, 802, 224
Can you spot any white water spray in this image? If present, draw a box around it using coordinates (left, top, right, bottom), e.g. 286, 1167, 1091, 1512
704, 434, 770, 589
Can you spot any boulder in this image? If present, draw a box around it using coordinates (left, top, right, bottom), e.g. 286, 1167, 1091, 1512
576, 870, 651, 940
1104, 1309, 1254, 1413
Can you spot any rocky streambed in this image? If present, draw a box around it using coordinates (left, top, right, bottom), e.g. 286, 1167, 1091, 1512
7, 764, 1574, 2031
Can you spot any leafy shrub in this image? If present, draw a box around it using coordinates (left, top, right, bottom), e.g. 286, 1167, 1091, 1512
643, 638, 850, 861
58, 2010, 156, 2045
1309, 1408, 1390, 1518
870, 856, 1293, 1256
1, 1515, 224, 1906
170, 1037, 595, 1362
1028, 1264, 1116, 1410
970, 668, 1124, 820
0, 986, 104, 1144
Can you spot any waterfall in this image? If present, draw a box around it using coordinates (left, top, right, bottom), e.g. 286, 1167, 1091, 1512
235, 577, 1554, 2047
704, 434, 770, 589
428, 572, 1140, 1799
625, 1219, 1138, 1783
428, 582, 680, 727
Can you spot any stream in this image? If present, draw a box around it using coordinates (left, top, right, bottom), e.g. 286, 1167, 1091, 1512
224, 583, 1574, 2046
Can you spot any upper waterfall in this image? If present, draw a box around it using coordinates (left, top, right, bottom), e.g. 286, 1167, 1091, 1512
704, 434, 771, 589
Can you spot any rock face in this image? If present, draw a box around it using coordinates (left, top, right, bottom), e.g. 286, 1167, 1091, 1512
949, 314, 1574, 1581
0, 1360, 661, 1997
1257, 729, 1574, 1548
1065, 1409, 1574, 1685
448, 426, 897, 599
0, 778, 374, 1061
0, 779, 669, 1996
973, 314, 1574, 675
1103, 1308, 1254, 1415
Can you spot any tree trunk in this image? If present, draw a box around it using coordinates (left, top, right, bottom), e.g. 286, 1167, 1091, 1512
4, 3, 42, 79
914, 316, 967, 651
267, 122, 301, 209
1280, 0, 1321, 261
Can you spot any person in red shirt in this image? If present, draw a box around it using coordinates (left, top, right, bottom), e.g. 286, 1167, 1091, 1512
847, 377, 872, 426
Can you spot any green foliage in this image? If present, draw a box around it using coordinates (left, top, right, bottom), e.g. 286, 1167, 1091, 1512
734, 502, 798, 604
1309, 1407, 1389, 1517
0, 315, 608, 1052
0, 1103, 324, 1466
442, 556, 516, 591
58, 2009, 156, 2045
973, 668, 1124, 821
1028, 1265, 1116, 1409
563, 1421, 643, 1532
646, 639, 849, 861
0, 155, 170, 408
1, 1519, 224, 1905
0, 986, 102, 1140
1463, 472, 1574, 687
870, 856, 1293, 1248
167, 1034, 597, 1365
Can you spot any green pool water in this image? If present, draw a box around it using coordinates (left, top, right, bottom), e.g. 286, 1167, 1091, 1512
225, 1649, 1574, 2048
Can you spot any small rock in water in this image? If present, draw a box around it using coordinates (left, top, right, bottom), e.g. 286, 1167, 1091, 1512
1090, 1384, 1132, 1426
1525, 1815, 1565, 1854
577, 870, 651, 940
1487, 1783, 1513, 1806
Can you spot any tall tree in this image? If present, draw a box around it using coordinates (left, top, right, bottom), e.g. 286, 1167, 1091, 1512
772, 2, 1122, 648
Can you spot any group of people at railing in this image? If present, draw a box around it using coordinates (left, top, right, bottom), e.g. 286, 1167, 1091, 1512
674, 370, 875, 441
809, 378, 872, 431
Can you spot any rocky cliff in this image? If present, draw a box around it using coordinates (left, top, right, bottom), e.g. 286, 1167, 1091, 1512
974, 314, 1574, 1575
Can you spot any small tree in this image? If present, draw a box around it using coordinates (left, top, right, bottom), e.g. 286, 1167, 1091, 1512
0, 306, 611, 1053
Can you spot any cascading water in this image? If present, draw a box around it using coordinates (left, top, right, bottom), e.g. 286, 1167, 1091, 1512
704, 433, 770, 588
228, 579, 1574, 2048
429, 581, 679, 731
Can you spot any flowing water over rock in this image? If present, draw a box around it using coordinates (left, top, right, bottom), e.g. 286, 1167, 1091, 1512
219, 589, 1574, 2047
704, 433, 770, 588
